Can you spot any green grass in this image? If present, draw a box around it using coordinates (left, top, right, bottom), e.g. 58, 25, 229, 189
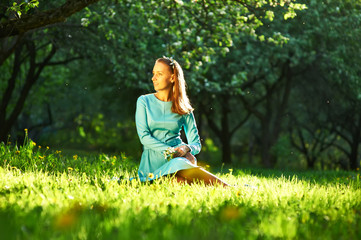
1, 134, 361, 239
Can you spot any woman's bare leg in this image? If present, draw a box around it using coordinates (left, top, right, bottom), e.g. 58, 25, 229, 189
175, 168, 229, 187
173, 175, 192, 184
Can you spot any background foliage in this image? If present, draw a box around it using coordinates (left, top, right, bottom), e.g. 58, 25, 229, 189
1, 0, 361, 170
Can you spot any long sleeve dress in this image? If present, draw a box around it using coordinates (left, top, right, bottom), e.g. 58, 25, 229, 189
135, 93, 202, 182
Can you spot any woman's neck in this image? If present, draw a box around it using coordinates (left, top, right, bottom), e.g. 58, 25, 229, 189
155, 90, 171, 102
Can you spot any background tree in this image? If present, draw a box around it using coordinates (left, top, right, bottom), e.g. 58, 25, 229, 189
284, 0, 361, 170
0, 0, 102, 142
57, 0, 304, 162
3, 0, 361, 170
0, 0, 100, 38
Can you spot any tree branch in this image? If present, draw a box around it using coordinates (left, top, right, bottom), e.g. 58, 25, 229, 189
47, 56, 83, 66
0, 34, 24, 65
0, 0, 101, 38
7, 43, 57, 128
238, 94, 263, 120
230, 112, 250, 136
289, 129, 304, 153
332, 143, 350, 158
204, 113, 222, 139
0, 43, 22, 121
332, 126, 352, 146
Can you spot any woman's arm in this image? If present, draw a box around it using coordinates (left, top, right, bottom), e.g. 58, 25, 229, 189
135, 96, 170, 152
183, 111, 202, 155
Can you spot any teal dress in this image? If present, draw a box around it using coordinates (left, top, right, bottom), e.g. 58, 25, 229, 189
135, 93, 202, 182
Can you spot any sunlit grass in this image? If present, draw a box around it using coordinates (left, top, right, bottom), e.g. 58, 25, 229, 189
1, 131, 361, 239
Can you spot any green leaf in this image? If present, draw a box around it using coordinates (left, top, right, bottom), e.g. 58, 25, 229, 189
265, 11, 274, 21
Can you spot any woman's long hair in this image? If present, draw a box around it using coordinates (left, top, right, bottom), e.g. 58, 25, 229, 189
156, 57, 194, 115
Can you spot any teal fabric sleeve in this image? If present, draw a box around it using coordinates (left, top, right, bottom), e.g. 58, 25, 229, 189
135, 96, 170, 152
183, 111, 201, 155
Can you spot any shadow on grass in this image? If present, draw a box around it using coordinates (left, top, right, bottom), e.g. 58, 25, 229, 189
1, 197, 360, 240
204, 161, 361, 189
237, 167, 361, 189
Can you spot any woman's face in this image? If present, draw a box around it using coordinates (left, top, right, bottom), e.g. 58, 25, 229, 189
152, 61, 173, 92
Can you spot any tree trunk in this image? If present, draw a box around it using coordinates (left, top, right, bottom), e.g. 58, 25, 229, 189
202, 94, 233, 164
248, 135, 254, 164
219, 95, 232, 164
349, 137, 359, 170
259, 116, 272, 167
262, 64, 292, 168
0, 35, 24, 66
307, 157, 316, 169
0, 40, 57, 143
0, 44, 22, 142
221, 135, 232, 164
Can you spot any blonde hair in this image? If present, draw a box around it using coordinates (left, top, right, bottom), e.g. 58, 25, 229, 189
156, 57, 194, 115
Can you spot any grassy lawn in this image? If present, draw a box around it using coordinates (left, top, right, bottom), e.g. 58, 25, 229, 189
1, 137, 361, 239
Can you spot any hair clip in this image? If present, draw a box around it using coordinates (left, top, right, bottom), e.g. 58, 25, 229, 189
163, 55, 175, 68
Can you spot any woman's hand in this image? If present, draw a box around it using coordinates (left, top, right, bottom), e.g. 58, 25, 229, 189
173, 145, 190, 158
184, 152, 197, 165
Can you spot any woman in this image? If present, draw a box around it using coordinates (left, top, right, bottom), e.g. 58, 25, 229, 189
135, 56, 229, 186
